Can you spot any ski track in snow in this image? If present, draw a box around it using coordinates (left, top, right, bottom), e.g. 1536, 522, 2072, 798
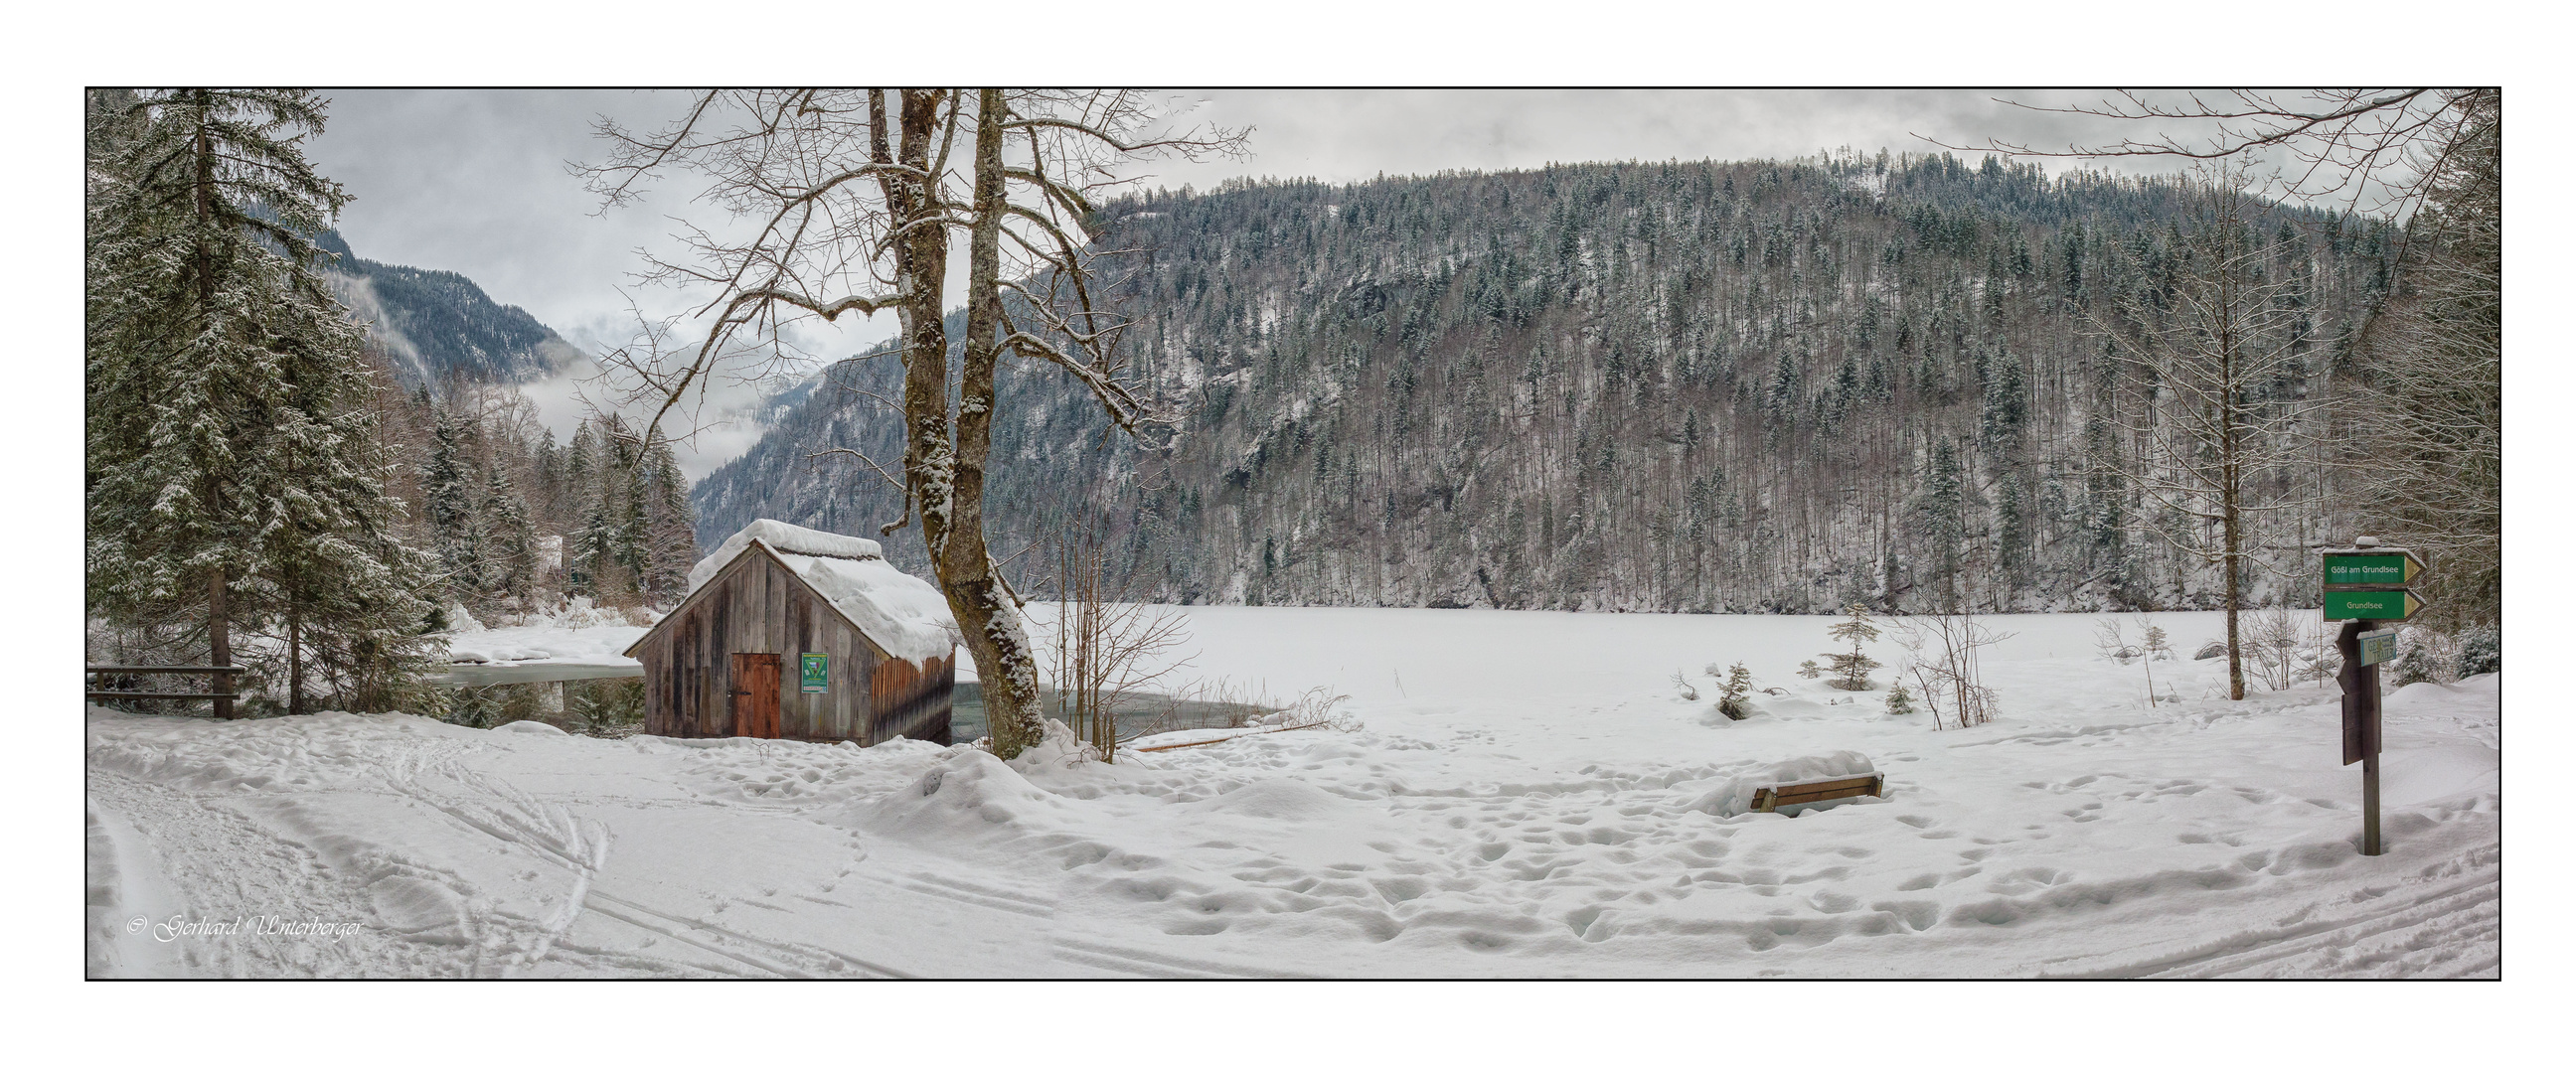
84, 609, 2502, 978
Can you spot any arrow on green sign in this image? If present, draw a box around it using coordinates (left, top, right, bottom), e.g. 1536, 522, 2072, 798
2325, 589, 2427, 622
2322, 549, 2427, 588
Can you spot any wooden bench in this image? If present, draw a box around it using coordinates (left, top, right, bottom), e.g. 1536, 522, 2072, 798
1751, 773, 1887, 813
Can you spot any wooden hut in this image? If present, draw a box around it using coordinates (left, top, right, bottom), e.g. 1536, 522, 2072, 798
625, 520, 957, 744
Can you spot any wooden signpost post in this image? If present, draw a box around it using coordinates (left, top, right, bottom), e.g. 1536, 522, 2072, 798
2323, 537, 2429, 857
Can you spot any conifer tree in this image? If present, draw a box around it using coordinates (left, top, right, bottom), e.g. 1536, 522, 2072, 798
87, 88, 437, 712
422, 403, 486, 598
1710, 661, 1754, 719
1823, 603, 1883, 690
1914, 436, 1968, 608
639, 438, 699, 600
480, 463, 537, 606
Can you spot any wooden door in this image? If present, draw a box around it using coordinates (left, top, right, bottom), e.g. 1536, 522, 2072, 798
729, 653, 782, 738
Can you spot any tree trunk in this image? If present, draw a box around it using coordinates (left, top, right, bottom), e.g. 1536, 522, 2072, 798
943, 88, 1045, 758
2223, 501, 2244, 701
871, 89, 1044, 759
194, 93, 236, 721
287, 601, 304, 715
2220, 266, 2247, 701
211, 567, 234, 720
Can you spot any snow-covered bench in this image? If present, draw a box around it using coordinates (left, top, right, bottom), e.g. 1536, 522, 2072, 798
1750, 772, 1887, 814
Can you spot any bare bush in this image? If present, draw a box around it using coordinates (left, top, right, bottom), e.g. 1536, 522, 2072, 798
2093, 617, 2137, 665
1041, 512, 1194, 763
1277, 685, 1360, 732
1894, 609, 2012, 730
2096, 614, 2177, 707
2243, 607, 2334, 691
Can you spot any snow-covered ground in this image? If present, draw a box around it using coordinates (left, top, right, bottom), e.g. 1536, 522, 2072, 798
439, 601, 648, 668
85, 608, 2497, 978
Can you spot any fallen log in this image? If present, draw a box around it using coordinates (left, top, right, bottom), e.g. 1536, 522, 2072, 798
1132, 721, 1329, 753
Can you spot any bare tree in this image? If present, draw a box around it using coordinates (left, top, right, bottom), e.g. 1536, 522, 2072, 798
1046, 508, 1194, 762
2098, 162, 2320, 700
1894, 570, 2012, 730
2342, 91, 2500, 629
1938, 88, 2480, 221
1947, 87, 2502, 632
580, 89, 1243, 758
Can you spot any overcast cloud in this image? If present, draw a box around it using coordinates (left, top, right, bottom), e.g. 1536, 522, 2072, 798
299, 88, 2285, 477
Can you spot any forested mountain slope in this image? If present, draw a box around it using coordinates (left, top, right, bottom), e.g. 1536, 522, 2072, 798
301, 231, 696, 615
695, 153, 2392, 614
315, 230, 580, 383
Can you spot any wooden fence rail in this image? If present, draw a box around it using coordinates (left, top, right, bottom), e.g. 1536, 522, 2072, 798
85, 665, 244, 716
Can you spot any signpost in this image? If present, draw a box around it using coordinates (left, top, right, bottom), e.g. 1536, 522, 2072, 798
2324, 537, 2427, 857
800, 653, 829, 694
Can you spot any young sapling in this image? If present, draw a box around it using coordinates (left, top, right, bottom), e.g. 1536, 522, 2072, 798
1823, 603, 1884, 690
1715, 662, 1755, 719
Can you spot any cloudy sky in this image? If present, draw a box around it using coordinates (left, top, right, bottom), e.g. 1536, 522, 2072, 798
305, 88, 2232, 347
294, 89, 2300, 475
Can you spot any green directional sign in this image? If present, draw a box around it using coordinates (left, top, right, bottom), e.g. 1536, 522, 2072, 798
800, 653, 830, 693
2323, 549, 2428, 589
2325, 589, 2427, 622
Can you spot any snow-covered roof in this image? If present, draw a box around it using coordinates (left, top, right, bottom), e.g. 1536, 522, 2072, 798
684, 520, 958, 664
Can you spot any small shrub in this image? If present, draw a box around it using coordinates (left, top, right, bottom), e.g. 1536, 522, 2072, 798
1671, 670, 1699, 701
2458, 626, 2500, 677
2138, 620, 2174, 662
1797, 659, 1823, 680
1884, 682, 1915, 714
2244, 607, 2333, 692
1716, 663, 1755, 719
2389, 626, 2460, 687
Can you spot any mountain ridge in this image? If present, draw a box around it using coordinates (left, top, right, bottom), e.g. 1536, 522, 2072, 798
692, 152, 2390, 614
316, 230, 581, 383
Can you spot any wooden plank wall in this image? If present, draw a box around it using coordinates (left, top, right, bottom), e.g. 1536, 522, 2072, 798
780, 573, 881, 741
640, 544, 950, 745
871, 651, 955, 745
